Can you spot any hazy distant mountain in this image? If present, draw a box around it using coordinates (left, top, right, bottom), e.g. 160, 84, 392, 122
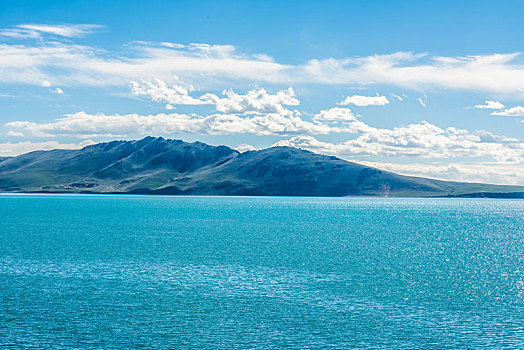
0, 136, 522, 197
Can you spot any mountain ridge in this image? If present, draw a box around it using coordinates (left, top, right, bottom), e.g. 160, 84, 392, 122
0, 137, 522, 197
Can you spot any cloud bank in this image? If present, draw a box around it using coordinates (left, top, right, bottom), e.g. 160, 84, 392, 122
0, 24, 523, 95
7, 105, 522, 166
0, 140, 95, 157
5, 110, 342, 138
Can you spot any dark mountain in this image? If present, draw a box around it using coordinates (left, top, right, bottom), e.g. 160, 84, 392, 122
0, 136, 522, 197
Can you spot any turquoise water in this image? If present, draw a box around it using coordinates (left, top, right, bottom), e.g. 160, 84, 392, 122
0, 195, 522, 349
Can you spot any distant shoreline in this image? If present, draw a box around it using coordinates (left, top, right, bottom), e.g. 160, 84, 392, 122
1, 191, 523, 199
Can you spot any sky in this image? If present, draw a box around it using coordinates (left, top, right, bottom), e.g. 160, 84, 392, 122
0, 0, 523, 185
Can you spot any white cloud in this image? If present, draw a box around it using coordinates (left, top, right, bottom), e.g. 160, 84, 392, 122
5, 110, 344, 138
417, 97, 427, 107
234, 144, 258, 152
41, 80, 52, 87
0, 140, 95, 157
491, 106, 524, 117
272, 120, 523, 164
313, 107, 357, 121
299, 52, 524, 95
131, 79, 205, 107
0, 24, 103, 39
311, 107, 379, 135
474, 100, 505, 109
391, 93, 403, 101
6, 131, 24, 137
0, 30, 524, 95
338, 94, 389, 106
0, 29, 40, 39
356, 161, 524, 185
0, 41, 288, 87
204, 87, 299, 115
50, 87, 63, 94
132, 79, 300, 115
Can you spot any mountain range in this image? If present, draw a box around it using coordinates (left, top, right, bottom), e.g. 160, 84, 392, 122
0, 136, 522, 197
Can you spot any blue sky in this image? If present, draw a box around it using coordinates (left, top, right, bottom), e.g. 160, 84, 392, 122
0, 0, 523, 184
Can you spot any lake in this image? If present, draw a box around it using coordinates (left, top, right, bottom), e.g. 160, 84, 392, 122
0, 194, 522, 348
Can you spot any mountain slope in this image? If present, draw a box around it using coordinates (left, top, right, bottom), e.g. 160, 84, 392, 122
0, 137, 522, 197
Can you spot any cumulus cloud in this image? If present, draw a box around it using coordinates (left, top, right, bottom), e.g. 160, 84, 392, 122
0, 140, 95, 157
272, 120, 523, 163
311, 107, 374, 133
313, 107, 357, 121
0, 24, 103, 39
491, 106, 524, 117
234, 144, 258, 152
131, 79, 205, 107
50, 87, 63, 94
132, 79, 300, 115
475, 100, 505, 109
203, 87, 299, 115
338, 94, 389, 106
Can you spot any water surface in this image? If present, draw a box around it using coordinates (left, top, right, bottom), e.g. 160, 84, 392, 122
0, 195, 522, 348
